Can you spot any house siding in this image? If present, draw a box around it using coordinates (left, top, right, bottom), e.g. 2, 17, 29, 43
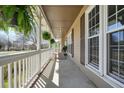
62, 5, 117, 88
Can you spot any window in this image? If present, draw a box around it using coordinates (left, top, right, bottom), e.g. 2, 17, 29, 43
108, 5, 124, 31
71, 29, 74, 57
107, 5, 124, 83
88, 6, 99, 69
67, 32, 72, 55
86, 5, 124, 87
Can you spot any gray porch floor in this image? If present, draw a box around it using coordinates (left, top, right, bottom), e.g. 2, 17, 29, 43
31, 53, 96, 88
58, 54, 96, 88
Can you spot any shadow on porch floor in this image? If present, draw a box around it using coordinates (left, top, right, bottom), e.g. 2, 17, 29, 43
30, 53, 96, 88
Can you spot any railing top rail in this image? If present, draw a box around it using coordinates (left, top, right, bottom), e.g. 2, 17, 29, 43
0, 48, 53, 66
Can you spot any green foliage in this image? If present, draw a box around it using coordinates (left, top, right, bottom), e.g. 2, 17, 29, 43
42, 31, 51, 40
62, 46, 67, 52
50, 38, 55, 44
0, 5, 36, 36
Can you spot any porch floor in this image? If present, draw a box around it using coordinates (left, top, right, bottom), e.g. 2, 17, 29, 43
31, 53, 96, 88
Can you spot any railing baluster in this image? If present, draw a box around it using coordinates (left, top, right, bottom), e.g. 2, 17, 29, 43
38, 54, 39, 71
33, 56, 34, 74
29, 57, 31, 78
8, 64, 12, 88
0, 66, 4, 88
22, 59, 25, 86
26, 58, 28, 83
32, 56, 33, 76
36, 55, 37, 72
33, 56, 35, 74
33, 55, 37, 73
31, 56, 32, 76
14, 62, 17, 88
34, 55, 38, 72
18, 60, 21, 88
41, 52, 42, 65
35, 55, 36, 72
30, 57, 32, 77
28, 57, 30, 80
33, 55, 35, 73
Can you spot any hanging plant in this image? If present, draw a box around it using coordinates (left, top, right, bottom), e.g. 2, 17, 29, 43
50, 38, 55, 44
0, 5, 36, 36
42, 31, 51, 40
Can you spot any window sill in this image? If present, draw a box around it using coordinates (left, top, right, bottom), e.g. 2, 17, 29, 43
85, 64, 124, 87
103, 75, 124, 88
85, 64, 101, 76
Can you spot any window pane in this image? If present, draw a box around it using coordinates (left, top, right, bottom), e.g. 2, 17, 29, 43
109, 32, 119, 60
88, 37, 99, 68
110, 32, 119, 45
108, 31, 119, 77
119, 62, 124, 79
89, 12, 92, 20
110, 60, 119, 75
117, 5, 124, 11
89, 20, 92, 28
119, 30, 124, 64
92, 27, 95, 36
88, 6, 99, 36
119, 30, 124, 45
118, 31, 124, 81
92, 17, 95, 27
119, 46, 124, 62
117, 10, 124, 28
96, 14, 99, 24
96, 5, 99, 14
108, 5, 116, 17
108, 15, 116, 31
96, 24, 99, 34
89, 29, 92, 36
92, 7, 95, 17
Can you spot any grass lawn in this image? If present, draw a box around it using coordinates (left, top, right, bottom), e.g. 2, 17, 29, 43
4, 77, 14, 88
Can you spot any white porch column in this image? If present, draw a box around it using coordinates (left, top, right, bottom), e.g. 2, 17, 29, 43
36, 7, 42, 70
0, 66, 4, 88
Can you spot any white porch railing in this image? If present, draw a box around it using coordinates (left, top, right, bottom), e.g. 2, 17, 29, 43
0, 48, 55, 88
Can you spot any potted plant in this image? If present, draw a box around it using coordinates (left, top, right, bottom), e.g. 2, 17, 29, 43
62, 46, 67, 57
50, 38, 55, 48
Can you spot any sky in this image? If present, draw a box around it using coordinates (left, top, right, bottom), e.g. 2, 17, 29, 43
0, 30, 17, 43
0, 30, 49, 45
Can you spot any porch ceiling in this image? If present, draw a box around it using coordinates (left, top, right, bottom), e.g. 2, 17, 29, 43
42, 5, 83, 39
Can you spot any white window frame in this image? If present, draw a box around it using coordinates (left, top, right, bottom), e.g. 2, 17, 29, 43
85, 5, 124, 87
104, 5, 124, 87
85, 5, 104, 76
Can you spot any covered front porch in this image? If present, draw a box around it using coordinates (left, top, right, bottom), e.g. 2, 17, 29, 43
0, 5, 95, 88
